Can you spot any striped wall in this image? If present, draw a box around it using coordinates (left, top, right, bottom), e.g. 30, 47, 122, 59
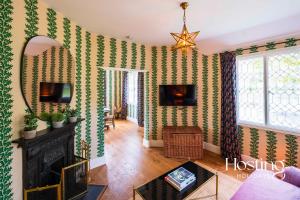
148, 47, 221, 145
105, 69, 123, 114
9, 1, 150, 199
23, 46, 74, 115
2, 0, 300, 199
148, 39, 300, 169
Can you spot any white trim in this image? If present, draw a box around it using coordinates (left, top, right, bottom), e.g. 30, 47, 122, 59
239, 123, 300, 136
99, 66, 148, 72
90, 156, 106, 169
143, 139, 164, 147
203, 142, 221, 154
143, 140, 221, 155
149, 140, 164, 147
143, 138, 150, 147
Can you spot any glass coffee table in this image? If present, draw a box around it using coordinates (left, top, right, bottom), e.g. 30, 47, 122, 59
133, 161, 218, 200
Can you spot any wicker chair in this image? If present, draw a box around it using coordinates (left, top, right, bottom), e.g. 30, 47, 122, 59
114, 107, 122, 119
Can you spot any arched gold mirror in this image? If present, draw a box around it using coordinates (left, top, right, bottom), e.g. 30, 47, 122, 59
21, 36, 75, 120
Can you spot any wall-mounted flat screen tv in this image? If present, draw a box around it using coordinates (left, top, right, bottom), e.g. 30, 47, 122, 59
40, 82, 72, 103
159, 85, 197, 106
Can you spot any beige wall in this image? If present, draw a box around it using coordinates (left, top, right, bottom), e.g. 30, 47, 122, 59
4, 0, 300, 199
10, 1, 151, 199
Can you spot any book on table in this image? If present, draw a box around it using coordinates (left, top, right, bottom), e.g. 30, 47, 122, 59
164, 167, 196, 191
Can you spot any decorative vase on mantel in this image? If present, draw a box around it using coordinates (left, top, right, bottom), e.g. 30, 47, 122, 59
23, 109, 38, 139
67, 108, 78, 123
24, 129, 37, 139
51, 112, 65, 129
69, 116, 77, 123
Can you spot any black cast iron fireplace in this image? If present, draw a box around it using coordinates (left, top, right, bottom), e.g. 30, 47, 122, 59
13, 119, 87, 200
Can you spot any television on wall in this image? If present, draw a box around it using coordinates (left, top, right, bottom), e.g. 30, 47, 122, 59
159, 85, 197, 106
40, 82, 72, 103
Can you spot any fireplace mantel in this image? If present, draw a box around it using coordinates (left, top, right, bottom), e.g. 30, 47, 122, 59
12, 119, 84, 191
13, 118, 84, 148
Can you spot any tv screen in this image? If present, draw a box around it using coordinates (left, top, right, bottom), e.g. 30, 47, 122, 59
159, 85, 197, 106
40, 82, 72, 103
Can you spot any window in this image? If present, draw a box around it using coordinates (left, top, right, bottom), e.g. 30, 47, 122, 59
127, 71, 138, 105
237, 47, 300, 132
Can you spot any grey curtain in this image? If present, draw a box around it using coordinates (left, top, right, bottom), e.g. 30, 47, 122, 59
120, 71, 128, 119
220, 52, 241, 163
137, 72, 144, 127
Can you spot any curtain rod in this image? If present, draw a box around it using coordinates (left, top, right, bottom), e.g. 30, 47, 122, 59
228, 38, 300, 53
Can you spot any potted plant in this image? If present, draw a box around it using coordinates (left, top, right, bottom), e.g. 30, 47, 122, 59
24, 110, 38, 139
51, 112, 65, 128
40, 112, 52, 128
68, 108, 78, 123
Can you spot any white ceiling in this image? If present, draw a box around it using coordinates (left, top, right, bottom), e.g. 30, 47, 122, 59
43, 0, 300, 54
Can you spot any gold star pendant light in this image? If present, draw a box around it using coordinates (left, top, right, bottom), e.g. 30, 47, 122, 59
171, 2, 199, 54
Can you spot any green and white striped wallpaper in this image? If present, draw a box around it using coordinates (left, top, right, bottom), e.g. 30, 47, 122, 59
23, 46, 74, 115
8, 1, 150, 199
1, 0, 300, 199
147, 47, 221, 144
105, 69, 123, 115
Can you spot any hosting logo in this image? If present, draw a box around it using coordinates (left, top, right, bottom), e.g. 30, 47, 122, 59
226, 158, 285, 171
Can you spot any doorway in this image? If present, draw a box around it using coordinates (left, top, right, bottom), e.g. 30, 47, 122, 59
103, 67, 147, 137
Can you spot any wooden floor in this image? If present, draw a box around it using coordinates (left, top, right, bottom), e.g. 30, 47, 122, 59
89, 120, 250, 200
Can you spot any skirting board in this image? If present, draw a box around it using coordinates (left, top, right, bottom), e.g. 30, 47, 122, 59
203, 142, 221, 155
90, 156, 106, 169
142, 139, 221, 155
143, 139, 163, 147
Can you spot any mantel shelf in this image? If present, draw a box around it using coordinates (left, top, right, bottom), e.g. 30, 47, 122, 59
13, 118, 85, 148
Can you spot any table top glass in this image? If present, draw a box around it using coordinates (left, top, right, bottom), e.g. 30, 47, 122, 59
136, 161, 215, 200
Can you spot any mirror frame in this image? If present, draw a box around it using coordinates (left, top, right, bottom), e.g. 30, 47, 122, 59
20, 35, 75, 118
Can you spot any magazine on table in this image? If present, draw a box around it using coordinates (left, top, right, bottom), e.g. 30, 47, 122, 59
164, 167, 196, 191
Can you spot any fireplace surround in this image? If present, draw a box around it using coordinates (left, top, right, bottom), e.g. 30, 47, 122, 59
13, 119, 87, 200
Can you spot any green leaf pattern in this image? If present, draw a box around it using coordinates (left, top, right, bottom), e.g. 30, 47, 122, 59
24, 0, 38, 39
212, 54, 219, 145
121, 41, 127, 68
140, 45, 146, 70
0, 0, 14, 198
202, 55, 208, 142
171, 49, 177, 126
181, 53, 187, 126
47, 8, 57, 39
151, 47, 158, 139
266, 131, 277, 163
250, 128, 259, 159
131, 43, 137, 69
75, 26, 82, 155
31, 56, 39, 114
285, 134, 298, 166
161, 46, 167, 127
85, 32, 92, 156
192, 49, 198, 126
96, 35, 105, 157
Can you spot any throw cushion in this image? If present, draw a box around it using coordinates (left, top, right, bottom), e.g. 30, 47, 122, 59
283, 167, 300, 187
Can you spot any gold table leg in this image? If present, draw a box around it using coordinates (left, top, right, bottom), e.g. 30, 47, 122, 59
216, 173, 219, 200
133, 185, 135, 200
